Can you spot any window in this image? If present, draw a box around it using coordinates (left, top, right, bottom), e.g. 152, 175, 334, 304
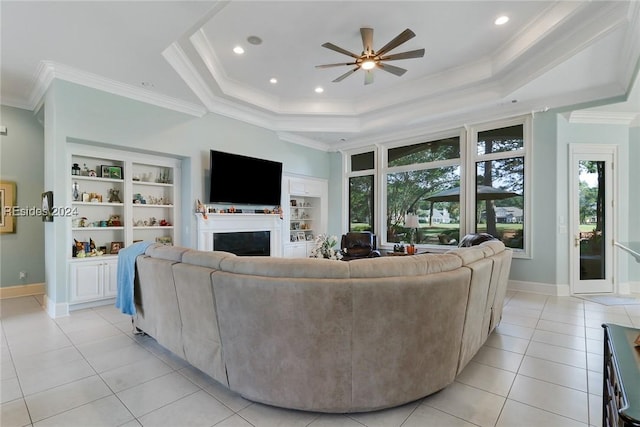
385, 136, 462, 246
344, 117, 529, 256
472, 122, 528, 251
347, 150, 375, 232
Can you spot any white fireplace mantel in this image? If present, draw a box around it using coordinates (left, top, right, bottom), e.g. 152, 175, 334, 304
195, 213, 283, 257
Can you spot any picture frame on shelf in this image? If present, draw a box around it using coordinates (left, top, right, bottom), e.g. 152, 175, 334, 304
306, 233, 314, 241
108, 166, 123, 180
100, 165, 111, 178
156, 236, 173, 246
0, 181, 16, 233
110, 241, 123, 254
296, 232, 306, 242
290, 234, 297, 242
290, 199, 296, 207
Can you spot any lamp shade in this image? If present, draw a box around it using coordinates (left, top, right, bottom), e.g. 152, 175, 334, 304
405, 213, 419, 229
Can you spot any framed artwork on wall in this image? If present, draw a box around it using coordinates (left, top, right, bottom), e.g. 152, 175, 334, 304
41, 191, 53, 222
0, 181, 16, 233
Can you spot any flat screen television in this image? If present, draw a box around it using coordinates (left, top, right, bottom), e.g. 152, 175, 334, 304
209, 150, 283, 205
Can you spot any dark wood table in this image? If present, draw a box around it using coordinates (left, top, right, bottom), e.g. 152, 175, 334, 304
602, 323, 640, 427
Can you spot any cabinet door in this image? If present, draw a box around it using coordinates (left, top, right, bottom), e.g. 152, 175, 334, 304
103, 259, 119, 297
285, 243, 308, 258
69, 262, 103, 303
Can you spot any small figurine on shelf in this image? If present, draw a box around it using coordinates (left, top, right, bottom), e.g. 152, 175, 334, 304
108, 188, 122, 203
196, 199, 208, 219
108, 214, 121, 226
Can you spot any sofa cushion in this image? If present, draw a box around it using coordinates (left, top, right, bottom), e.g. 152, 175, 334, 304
219, 256, 350, 279
479, 240, 506, 255
446, 246, 487, 265
348, 253, 462, 278
145, 244, 191, 262
182, 250, 236, 270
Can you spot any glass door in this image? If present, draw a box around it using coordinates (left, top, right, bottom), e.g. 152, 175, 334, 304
570, 147, 614, 294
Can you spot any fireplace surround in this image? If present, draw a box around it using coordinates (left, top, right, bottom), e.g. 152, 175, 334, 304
195, 213, 283, 257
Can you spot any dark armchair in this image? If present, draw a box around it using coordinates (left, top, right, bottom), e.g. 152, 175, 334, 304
340, 231, 381, 261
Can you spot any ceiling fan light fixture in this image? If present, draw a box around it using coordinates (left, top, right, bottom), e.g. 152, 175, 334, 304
361, 59, 376, 70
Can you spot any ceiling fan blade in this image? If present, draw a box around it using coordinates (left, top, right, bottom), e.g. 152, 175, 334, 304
321, 42, 360, 59
380, 48, 425, 61
377, 63, 407, 77
364, 70, 374, 85
376, 28, 416, 56
361, 27, 374, 55
333, 67, 360, 82
315, 62, 357, 69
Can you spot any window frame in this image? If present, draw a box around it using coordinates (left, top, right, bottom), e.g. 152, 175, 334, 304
467, 116, 531, 258
343, 115, 531, 258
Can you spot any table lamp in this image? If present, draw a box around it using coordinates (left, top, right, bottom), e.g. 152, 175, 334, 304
405, 213, 419, 253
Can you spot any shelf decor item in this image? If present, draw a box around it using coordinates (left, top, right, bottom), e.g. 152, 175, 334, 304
110, 241, 123, 254
100, 165, 111, 178
108, 166, 123, 180
310, 234, 342, 260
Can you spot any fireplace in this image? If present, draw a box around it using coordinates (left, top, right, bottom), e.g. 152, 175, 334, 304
195, 213, 282, 257
213, 231, 270, 256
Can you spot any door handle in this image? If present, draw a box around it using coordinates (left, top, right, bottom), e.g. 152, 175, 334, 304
574, 235, 580, 247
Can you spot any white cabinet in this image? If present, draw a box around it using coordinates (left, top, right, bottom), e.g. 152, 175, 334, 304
282, 175, 328, 258
69, 258, 118, 304
67, 144, 181, 307
283, 242, 314, 258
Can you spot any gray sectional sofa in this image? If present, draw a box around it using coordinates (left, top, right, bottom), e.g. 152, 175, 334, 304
132, 241, 512, 413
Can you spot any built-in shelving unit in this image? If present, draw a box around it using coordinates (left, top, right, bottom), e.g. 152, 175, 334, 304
282, 175, 328, 258
67, 144, 180, 307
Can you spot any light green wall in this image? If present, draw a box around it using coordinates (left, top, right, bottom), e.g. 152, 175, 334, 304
0, 106, 45, 287
508, 111, 559, 286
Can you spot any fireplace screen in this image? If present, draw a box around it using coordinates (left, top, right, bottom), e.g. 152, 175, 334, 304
213, 231, 270, 256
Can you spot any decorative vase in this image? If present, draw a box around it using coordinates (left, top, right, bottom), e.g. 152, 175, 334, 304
72, 182, 80, 201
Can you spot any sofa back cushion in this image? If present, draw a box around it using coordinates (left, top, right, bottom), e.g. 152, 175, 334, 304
347, 253, 462, 278
144, 244, 191, 262
182, 250, 236, 270
219, 256, 350, 279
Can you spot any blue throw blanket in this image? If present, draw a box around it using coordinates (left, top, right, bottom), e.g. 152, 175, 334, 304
115, 241, 154, 315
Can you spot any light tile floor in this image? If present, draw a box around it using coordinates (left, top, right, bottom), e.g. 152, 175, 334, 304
2, 291, 640, 427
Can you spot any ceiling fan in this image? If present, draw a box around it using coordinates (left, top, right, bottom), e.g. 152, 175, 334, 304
316, 27, 425, 85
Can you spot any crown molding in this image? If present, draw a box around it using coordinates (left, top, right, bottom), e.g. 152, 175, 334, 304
28, 61, 207, 117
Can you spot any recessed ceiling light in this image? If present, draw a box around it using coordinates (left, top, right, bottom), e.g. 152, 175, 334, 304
270, 78, 278, 84
314, 87, 324, 93
141, 81, 155, 88
247, 35, 262, 45
233, 46, 245, 54
495, 15, 509, 25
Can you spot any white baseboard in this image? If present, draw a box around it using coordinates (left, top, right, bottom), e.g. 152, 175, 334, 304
44, 294, 69, 319
508, 280, 567, 296
0, 283, 45, 299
